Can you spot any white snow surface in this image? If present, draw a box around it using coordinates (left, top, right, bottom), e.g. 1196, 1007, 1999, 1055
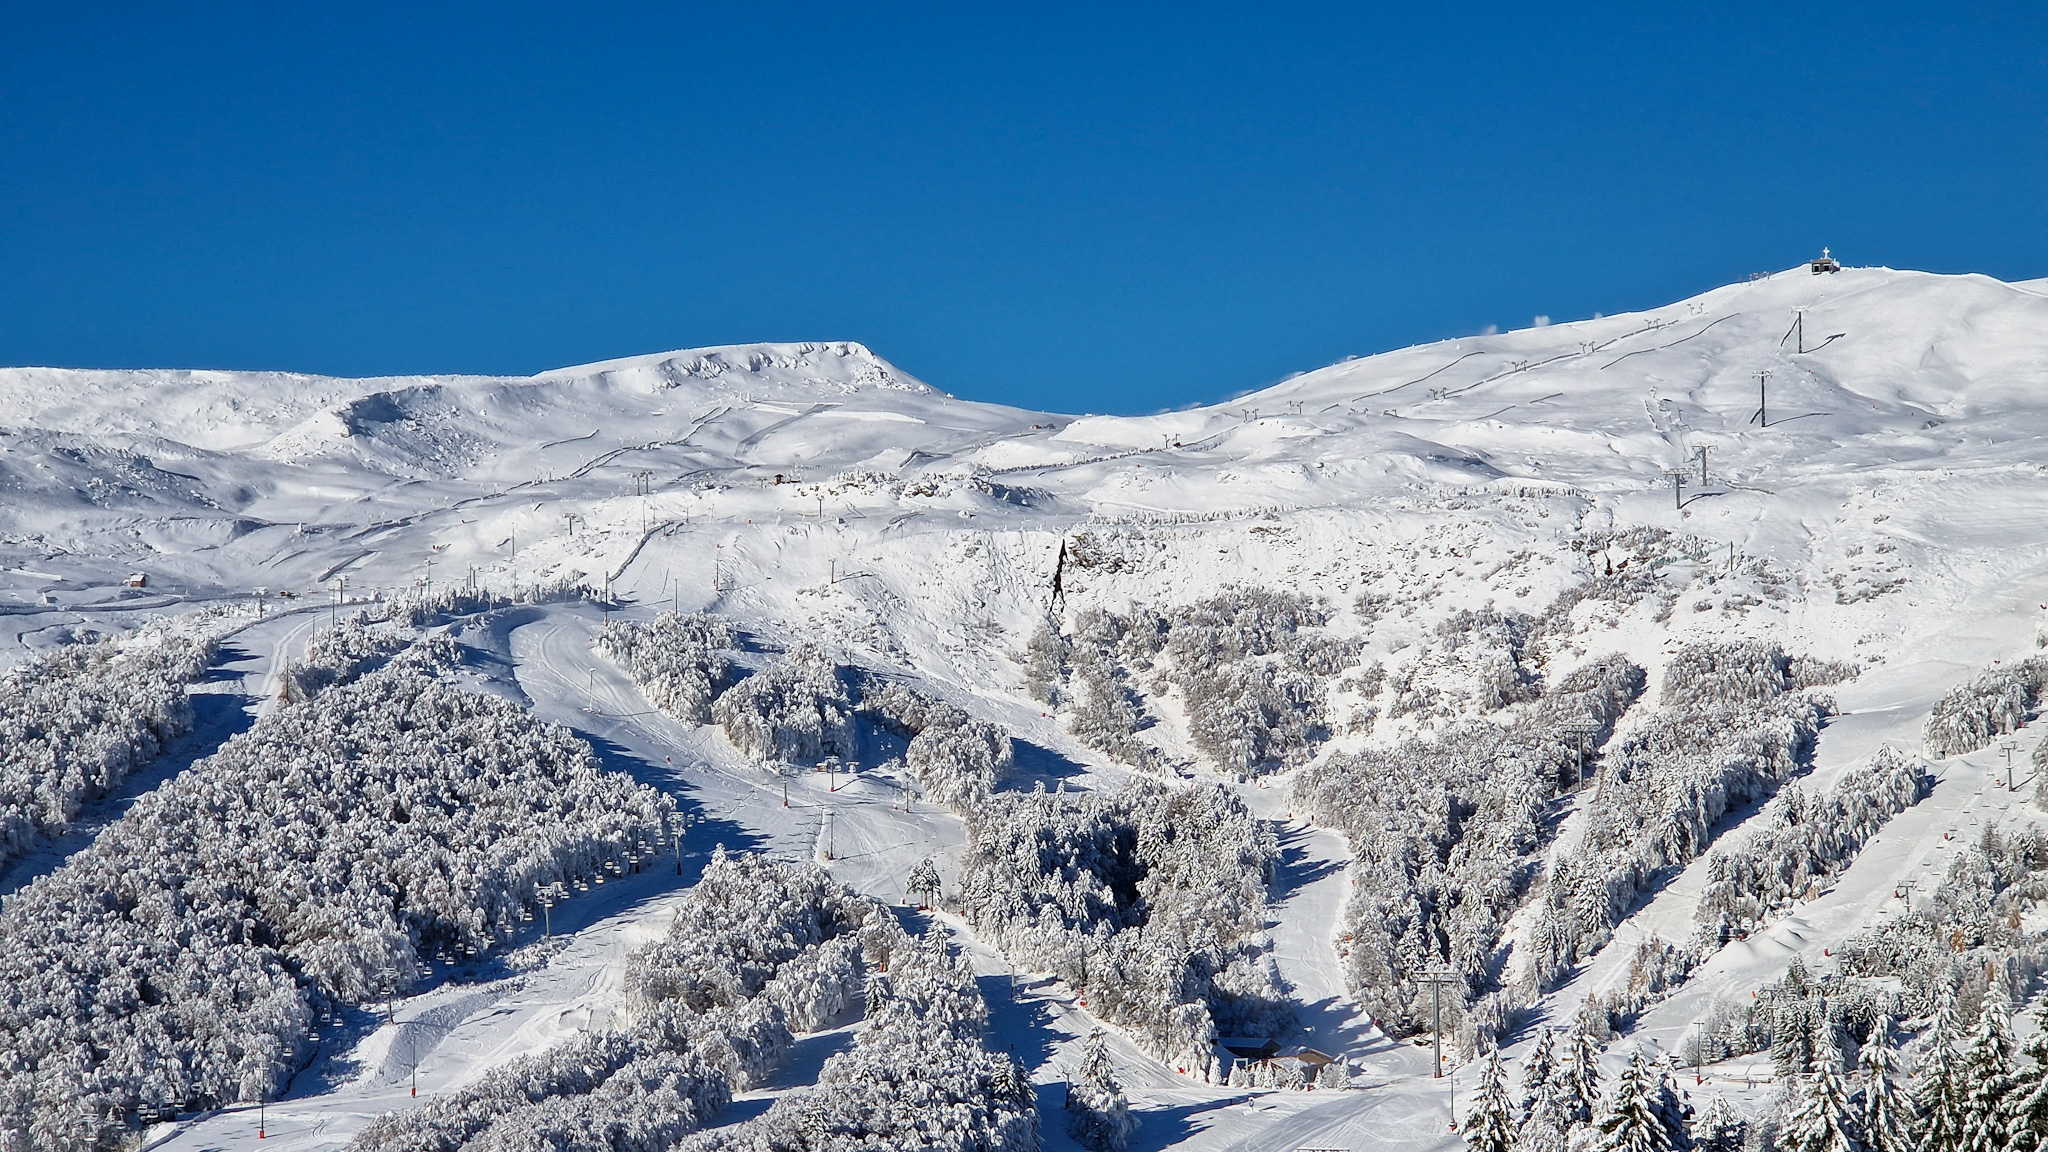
8, 265, 2048, 1150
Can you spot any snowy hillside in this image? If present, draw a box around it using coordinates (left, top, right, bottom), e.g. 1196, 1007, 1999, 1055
5, 264, 2048, 1152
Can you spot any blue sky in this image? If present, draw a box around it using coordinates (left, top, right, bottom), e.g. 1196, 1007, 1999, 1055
3, 4, 2044, 414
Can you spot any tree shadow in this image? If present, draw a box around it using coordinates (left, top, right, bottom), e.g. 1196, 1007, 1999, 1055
1273, 827, 1344, 889
1006, 738, 1093, 791
1123, 1092, 1266, 1152
572, 730, 770, 880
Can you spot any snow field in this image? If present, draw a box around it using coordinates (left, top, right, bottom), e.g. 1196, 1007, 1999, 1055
7, 266, 2048, 1150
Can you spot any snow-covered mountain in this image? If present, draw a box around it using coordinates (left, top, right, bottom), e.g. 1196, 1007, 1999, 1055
5, 263, 2048, 1152
8, 267, 2047, 677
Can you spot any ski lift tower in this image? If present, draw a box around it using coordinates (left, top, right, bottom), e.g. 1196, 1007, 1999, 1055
1661, 467, 1691, 511
1419, 966, 1460, 1079
1559, 720, 1604, 788
1810, 247, 1840, 275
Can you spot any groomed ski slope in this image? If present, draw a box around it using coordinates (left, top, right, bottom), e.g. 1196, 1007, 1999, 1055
5, 263, 2048, 1150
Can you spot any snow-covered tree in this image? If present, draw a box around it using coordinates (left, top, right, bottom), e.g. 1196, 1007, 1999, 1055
1522, 1027, 1560, 1119
597, 610, 738, 723
0, 652, 674, 1147
1023, 623, 1068, 704
1694, 750, 1931, 947
0, 625, 216, 869
908, 857, 942, 908
1773, 991, 1825, 1079
1692, 1095, 1748, 1152
1294, 657, 1646, 1035
1040, 588, 1354, 775
1554, 647, 1829, 980
1559, 1024, 1606, 1130
1594, 1048, 1685, 1152
2007, 999, 2048, 1152
1779, 1060, 1864, 1152
1915, 990, 1969, 1152
361, 852, 1038, 1152
864, 679, 1016, 809
1922, 657, 2048, 758
1519, 1028, 1575, 1152
712, 643, 856, 762
1068, 1028, 1136, 1152
1465, 1048, 1521, 1152
1653, 1063, 1696, 1152
1957, 989, 2018, 1152
1857, 1016, 1914, 1152
957, 780, 1290, 1062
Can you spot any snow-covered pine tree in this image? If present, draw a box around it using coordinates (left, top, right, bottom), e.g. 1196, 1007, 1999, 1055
1067, 1028, 1136, 1152
1856, 1016, 1914, 1152
1594, 1048, 1678, 1152
1650, 1061, 1696, 1152
1998, 1000, 2048, 1147
1957, 990, 2018, 1152
1465, 1048, 1521, 1152
2007, 999, 2048, 1152
1772, 972, 1821, 1079
1779, 1059, 1864, 1152
990, 1051, 1033, 1114
1692, 1095, 1747, 1152
864, 972, 891, 1017
1522, 1027, 1559, 1111
1915, 990, 1969, 1152
908, 857, 941, 909
1517, 1029, 1571, 1152
1559, 1025, 1605, 1130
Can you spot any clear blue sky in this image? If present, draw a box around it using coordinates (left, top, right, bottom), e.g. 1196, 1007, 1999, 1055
4, 4, 2044, 414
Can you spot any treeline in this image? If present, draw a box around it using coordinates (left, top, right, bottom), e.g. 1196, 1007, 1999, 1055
1527, 644, 1850, 999
954, 781, 1288, 1077
1694, 747, 1932, 947
863, 680, 1015, 810
287, 585, 551, 702
0, 649, 671, 1148
1468, 984, 2048, 1152
1294, 657, 1645, 1046
0, 625, 217, 869
355, 850, 1034, 1152
1026, 588, 1355, 775
602, 613, 1016, 808
1922, 656, 2047, 759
